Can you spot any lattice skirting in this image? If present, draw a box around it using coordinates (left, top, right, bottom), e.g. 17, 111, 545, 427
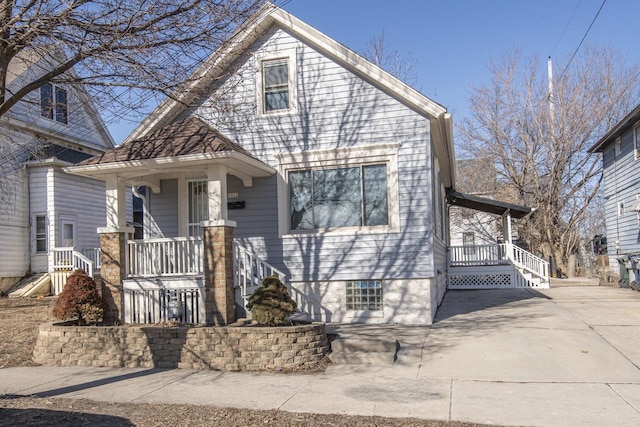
448, 273, 512, 289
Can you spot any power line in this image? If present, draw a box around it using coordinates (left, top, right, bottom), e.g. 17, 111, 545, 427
550, 0, 583, 57
557, 0, 607, 81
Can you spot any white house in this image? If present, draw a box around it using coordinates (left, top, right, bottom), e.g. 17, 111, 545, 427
0, 52, 116, 293
67, 4, 548, 325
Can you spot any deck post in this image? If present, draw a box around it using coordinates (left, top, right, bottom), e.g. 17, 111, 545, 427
98, 226, 134, 324
203, 220, 237, 325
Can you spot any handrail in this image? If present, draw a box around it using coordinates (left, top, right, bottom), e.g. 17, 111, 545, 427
50, 247, 94, 278
127, 237, 203, 277
502, 243, 549, 280
233, 240, 287, 306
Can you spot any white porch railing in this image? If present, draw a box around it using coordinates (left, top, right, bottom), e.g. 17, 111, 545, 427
50, 247, 96, 295
233, 241, 287, 306
449, 244, 509, 266
449, 243, 549, 282
127, 237, 203, 277
124, 285, 203, 324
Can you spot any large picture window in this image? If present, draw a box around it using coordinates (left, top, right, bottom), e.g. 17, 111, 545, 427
289, 164, 388, 230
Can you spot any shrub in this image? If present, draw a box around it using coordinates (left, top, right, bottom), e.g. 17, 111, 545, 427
246, 275, 296, 326
52, 269, 104, 325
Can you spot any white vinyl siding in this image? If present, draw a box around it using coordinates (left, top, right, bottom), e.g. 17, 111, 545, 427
0, 169, 30, 277
189, 26, 436, 283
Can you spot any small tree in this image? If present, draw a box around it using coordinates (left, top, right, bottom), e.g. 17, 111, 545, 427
53, 270, 104, 325
246, 275, 296, 326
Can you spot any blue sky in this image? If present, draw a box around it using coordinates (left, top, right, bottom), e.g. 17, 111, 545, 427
108, 0, 640, 144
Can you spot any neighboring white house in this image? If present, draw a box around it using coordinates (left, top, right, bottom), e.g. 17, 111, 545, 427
67, 4, 548, 326
0, 52, 116, 292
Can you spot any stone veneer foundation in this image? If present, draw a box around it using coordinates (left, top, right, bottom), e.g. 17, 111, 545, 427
34, 322, 328, 371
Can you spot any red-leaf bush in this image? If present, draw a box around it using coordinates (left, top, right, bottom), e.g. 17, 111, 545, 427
52, 269, 104, 325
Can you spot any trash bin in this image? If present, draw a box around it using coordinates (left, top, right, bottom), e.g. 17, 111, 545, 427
617, 256, 630, 288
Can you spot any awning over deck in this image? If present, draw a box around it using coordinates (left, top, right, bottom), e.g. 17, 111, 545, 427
446, 190, 534, 219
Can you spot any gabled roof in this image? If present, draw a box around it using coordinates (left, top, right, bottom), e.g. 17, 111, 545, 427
122, 3, 455, 186
589, 103, 640, 153
447, 190, 534, 219
78, 117, 253, 166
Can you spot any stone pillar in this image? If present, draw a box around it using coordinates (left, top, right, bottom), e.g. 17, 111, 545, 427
98, 227, 134, 324
203, 220, 237, 326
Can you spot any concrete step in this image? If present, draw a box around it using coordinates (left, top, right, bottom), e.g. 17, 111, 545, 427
329, 351, 396, 365
329, 335, 399, 365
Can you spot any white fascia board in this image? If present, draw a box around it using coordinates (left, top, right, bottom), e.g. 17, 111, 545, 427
64, 151, 276, 179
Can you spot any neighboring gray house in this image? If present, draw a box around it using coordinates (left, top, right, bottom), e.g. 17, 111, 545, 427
0, 52, 115, 293
589, 103, 640, 282
67, 4, 547, 326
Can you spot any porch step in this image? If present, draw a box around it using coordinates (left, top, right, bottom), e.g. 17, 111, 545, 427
329, 336, 399, 365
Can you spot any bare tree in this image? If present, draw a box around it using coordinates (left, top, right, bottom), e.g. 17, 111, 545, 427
457, 47, 640, 274
363, 30, 418, 87
0, 0, 268, 210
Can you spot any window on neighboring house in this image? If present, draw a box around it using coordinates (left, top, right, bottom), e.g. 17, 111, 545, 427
346, 280, 383, 311
463, 232, 476, 255
289, 164, 388, 230
634, 125, 640, 160
634, 195, 640, 227
263, 58, 289, 112
188, 180, 208, 237
35, 215, 47, 253
40, 83, 68, 124
614, 137, 621, 157
61, 221, 75, 247
618, 201, 625, 216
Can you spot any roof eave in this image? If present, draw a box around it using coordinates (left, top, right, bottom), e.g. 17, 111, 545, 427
589, 103, 640, 153
64, 151, 276, 179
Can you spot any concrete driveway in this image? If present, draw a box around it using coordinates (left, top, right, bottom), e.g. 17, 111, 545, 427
2, 286, 640, 426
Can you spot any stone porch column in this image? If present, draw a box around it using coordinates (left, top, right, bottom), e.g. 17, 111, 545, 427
98, 226, 134, 324
203, 220, 237, 325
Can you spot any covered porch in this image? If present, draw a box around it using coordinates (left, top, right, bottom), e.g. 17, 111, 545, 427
446, 190, 550, 289
65, 118, 279, 325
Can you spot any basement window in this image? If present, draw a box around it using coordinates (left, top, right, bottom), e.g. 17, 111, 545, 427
346, 280, 383, 311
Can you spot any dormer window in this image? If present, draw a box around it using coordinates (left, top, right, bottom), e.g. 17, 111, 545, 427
40, 83, 68, 124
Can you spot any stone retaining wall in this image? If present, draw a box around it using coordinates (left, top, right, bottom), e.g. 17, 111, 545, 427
34, 322, 328, 371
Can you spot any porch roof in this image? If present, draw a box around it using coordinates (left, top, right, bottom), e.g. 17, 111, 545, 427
65, 117, 275, 180
446, 190, 534, 219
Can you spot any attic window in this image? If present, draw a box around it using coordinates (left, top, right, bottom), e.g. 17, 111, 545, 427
40, 83, 68, 124
263, 59, 289, 112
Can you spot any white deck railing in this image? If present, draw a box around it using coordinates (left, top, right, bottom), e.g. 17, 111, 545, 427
127, 237, 203, 278
233, 241, 287, 305
79, 247, 101, 270
449, 243, 549, 281
124, 286, 203, 324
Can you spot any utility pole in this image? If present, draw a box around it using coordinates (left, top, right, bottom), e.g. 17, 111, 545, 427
548, 56, 555, 136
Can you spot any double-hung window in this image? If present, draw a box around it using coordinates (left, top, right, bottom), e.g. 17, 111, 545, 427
263, 59, 289, 112
289, 164, 388, 230
634, 125, 640, 160
40, 83, 68, 124
34, 215, 47, 253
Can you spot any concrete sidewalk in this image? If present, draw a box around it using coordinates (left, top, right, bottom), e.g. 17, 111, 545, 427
3, 286, 640, 426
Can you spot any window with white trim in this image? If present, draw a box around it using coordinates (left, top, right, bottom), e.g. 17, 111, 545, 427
40, 83, 68, 124
34, 215, 47, 253
346, 280, 383, 311
618, 201, 625, 216
289, 164, 388, 230
277, 143, 399, 235
188, 180, 208, 237
263, 59, 289, 112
